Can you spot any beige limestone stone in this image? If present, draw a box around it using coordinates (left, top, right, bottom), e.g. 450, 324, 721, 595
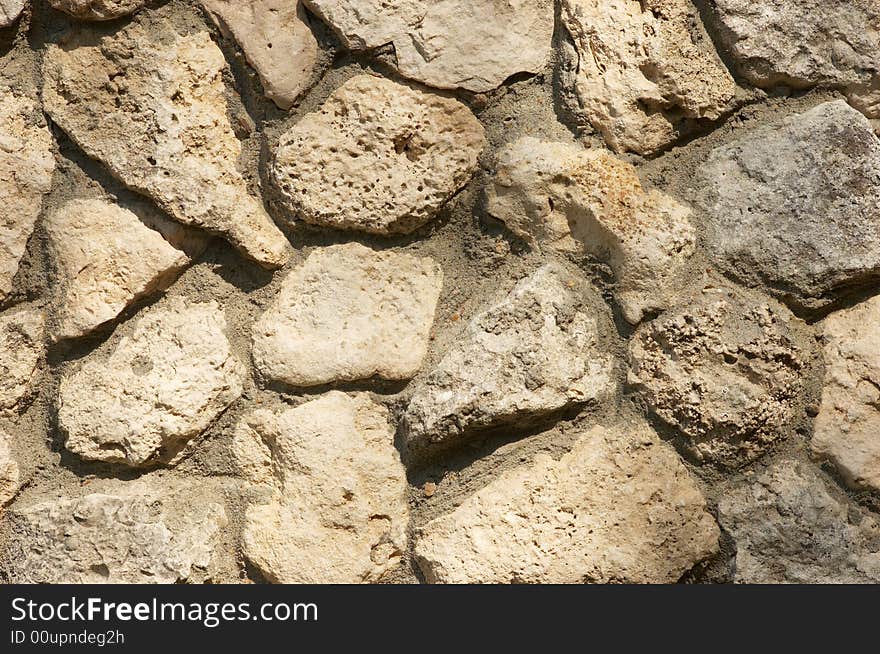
710, 0, 880, 118
41, 14, 290, 268
236, 392, 408, 583
414, 422, 720, 583
487, 137, 696, 323
403, 264, 616, 454
59, 299, 245, 467
628, 282, 808, 466
718, 460, 880, 583
200, 0, 318, 110
304, 0, 554, 92
0, 430, 19, 508
0, 88, 55, 302
0, 0, 24, 26
45, 198, 205, 341
811, 295, 880, 492
270, 74, 485, 235
0, 306, 45, 415
1, 480, 227, 583
559, 0, 737, 154
48, 0, 147, 20
253, 243, 442, 387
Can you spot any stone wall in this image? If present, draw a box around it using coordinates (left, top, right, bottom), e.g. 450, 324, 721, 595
1, 0, 879, 584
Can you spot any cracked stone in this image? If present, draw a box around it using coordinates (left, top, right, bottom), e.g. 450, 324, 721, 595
270, 74, 485, 235
235, 392, 408, 583
253, 242, 442, 387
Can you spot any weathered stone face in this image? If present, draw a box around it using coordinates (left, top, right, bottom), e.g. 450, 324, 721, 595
0, 0, 25, 26
0, 430, 20, 508
486, 137, 696, 323
628, 282, 808, 466
1, 481, 227, 583
415, 423, 719, 584
235, 392, 409, 584
252, 243, 442, 387
0, 306, 45, 415
812, 295, 880, 492
403, 264, 617, 454
558, 0, 737, 154
46, 198, 203, 341
304, 0, 554, 92
694, 101, 880, 315
199, 0, 318, 110
718, 460, 880, 583
0, 88, 56, 302
709, 0, 880, 118
270, 74, 485, 235
48, 0, 148, 20
59, 299, 245, 467
41, 13, 290, 268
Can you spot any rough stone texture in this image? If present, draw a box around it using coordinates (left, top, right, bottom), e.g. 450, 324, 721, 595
200, 0, 318, 110
253, 243, 442, 387
236, 392, 408, 583
415, 423, 719, 583
559, 0, 737, 154
404, 264, 616, 454
811, 295, 880, 492
487, 137, 696, 323
0, 431, 19, 508
694, 101, 880, 315
0, 88, 56, 302
45, 198, 205, 341
628, 282, 807, 466
270, 74, 485, 235
58, 299, 245, 467
304, 0, 554, 92
48, 0, 147, 20
718, 460, 880, 583
0, 0, 24, 26
41, 14, 290, 268
710, 0, 880, 118
1, 481, 226, 583
0, 306, 45, 415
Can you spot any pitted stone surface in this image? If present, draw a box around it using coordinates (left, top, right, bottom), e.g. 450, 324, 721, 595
404, 264, 616, 454
48, 0, 148, 20
236, 392, 409, 584
253, 243, 442, 387
270, 74, 485, 235
42, 14, 290, 268
59, 299, 245, 467
414, 423, 720, 583
559, 0, 737, 154
628, 282, 808, 466
487, 137, 696, 323
304, 0, 554, 92
694, 101, 880, 314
